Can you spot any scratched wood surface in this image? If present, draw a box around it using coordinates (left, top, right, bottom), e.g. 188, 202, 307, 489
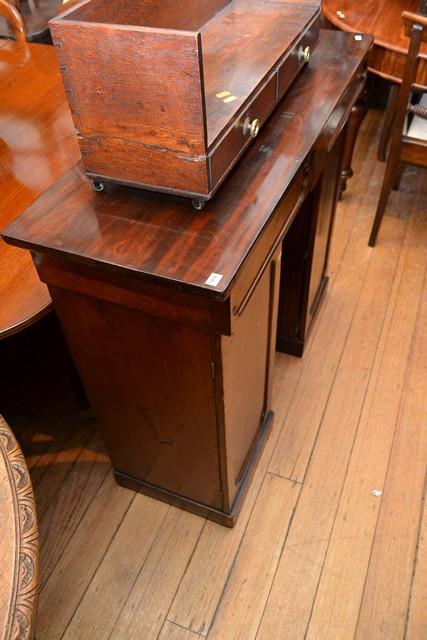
1, 108, 426, 639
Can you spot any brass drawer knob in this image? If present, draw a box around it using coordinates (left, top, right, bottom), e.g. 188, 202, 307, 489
243, 117, 260, 138
298, 45, 311, 63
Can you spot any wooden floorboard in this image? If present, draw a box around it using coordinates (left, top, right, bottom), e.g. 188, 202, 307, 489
3, 108, 426, 639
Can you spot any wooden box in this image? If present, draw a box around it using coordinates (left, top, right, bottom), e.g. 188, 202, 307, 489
49, 0, 320, 206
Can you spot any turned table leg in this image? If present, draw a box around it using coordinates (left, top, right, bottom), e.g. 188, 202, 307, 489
339, 96, 367, 199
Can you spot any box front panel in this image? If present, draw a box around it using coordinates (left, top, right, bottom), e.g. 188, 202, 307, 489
50, 22, 209, 193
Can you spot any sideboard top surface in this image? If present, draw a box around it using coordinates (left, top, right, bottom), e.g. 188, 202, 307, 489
2, 32, 372, 300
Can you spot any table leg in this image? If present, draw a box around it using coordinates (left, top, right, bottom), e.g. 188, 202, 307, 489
339, 96, 367, 199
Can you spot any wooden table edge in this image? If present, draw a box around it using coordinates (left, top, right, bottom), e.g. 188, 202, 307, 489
0, 302, 52, 341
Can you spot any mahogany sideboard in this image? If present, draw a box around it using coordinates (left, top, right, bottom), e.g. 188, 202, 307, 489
2, 31, 372, 526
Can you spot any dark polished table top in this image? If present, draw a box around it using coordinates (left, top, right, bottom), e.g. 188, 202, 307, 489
0, 40, 80, 338
323, 0, 427, 86
2, 31, 372, 300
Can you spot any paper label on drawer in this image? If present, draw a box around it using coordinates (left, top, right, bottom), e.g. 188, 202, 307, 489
205, 272, 224, 287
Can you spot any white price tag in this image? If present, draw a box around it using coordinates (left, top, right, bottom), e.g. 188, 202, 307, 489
205, 272, 224, 287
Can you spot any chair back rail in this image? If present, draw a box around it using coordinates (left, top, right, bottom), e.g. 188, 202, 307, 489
0, 0, 25, 43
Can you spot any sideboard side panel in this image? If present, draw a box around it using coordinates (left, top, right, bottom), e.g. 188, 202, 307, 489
49, 286, 224, 510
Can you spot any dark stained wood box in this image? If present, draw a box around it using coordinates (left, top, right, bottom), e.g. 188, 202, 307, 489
49, 0, 320, 205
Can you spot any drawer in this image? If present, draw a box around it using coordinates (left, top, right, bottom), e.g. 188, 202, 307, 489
311, 61, 367, 186
277, 15, 320, 101
208, 74, 277, 190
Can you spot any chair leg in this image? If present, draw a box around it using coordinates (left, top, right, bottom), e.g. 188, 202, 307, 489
378, 84, 399, 162
368, 154, 400, 246
392, 161, 404, 190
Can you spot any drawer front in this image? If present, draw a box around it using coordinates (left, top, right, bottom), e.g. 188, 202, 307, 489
209, 74, 277, 190
277, 15, 320, 101
311, 61, 367, 187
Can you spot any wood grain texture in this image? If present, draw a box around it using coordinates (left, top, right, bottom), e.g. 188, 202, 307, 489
1, 30, 371, 527
323, 0, 427, 87
61, 494, 168, 640
355, 225, 427, 639
207, 473, 299, 640
38, 431, 110, 589
0, 40, 79, 338
3, 110, 427, 640
305, 205, 427, 640
49, 286, 224, 511
257, 214, 405, 639
109, 508, 204, 639
269, 213, 371, 481
0, 416, 38, 640
406, 480, 427, 639
167, 355, 304, 635
50, 0, 321, 197
3, 32, 372, 298
36, 471, 132, 639
158, 622, 201, 640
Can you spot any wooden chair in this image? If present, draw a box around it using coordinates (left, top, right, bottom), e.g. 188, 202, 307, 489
369, 10, 427, 246
0, 0, 26, 43
377, 0, 427, 163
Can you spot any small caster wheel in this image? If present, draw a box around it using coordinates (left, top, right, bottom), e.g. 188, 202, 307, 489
192, 199, 206, 210
92, 180, 105, 192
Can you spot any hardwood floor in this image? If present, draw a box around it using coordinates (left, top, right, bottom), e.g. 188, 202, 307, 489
1, 108, 426, 640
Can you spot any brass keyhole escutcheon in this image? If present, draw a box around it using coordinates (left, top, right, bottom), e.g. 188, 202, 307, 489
298, 45, 311, 63
243, 117, 260, 138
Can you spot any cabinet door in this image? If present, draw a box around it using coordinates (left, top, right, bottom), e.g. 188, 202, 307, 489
220, 251, 280, 509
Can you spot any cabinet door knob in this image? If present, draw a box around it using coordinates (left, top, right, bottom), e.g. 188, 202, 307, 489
243, 117, 260, 138
298, 45, 311, 63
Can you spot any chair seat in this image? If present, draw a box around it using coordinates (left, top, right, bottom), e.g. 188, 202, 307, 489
407, 93, 427, 140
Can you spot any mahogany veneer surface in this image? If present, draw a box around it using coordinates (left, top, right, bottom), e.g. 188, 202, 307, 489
3, 31, 372, 299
